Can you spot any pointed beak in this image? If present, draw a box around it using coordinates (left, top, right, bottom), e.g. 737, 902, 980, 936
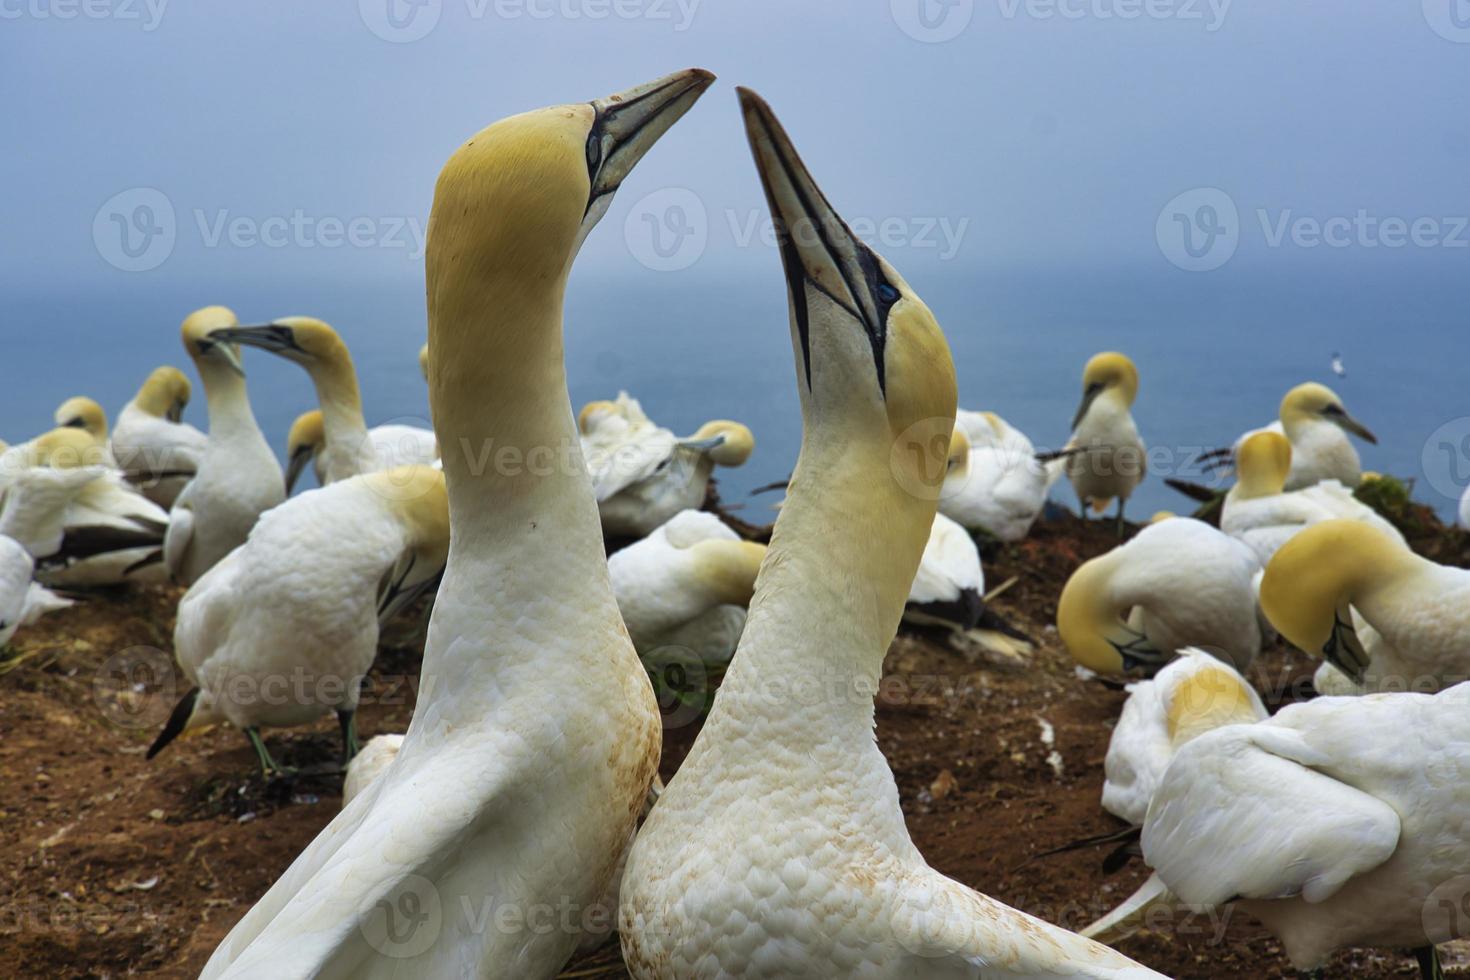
1335, 412, 1377, 445
167, 401, 184, 424
677, 434, 726, 455
208, 324, 302, 356
214, 341, 247, 378
737, 86, 890, 392
584, 68, 715, 218
284, 446, 313, 495
1071, 382, 1105, 432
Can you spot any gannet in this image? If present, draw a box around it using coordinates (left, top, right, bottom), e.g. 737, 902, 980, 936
1064, 353, 1146, 531
149, 465, 449, 774
0, 533, 73, 646
209, 317, 437, 485
1261, 518, 1470, 693
607, 508, 764, 663
905, 511, 986, 630
110, 366, 207, 507
162, 307, 284, 586
198, 68, 712, 979
1079, 649, 1267, 943
53, 396, 116, 460
619, 88, 1163, 980
0, 430, 169, 586
341, 733, 403, 807
1459, 483, 1469, 531
282, 408, 438, 494
1207, 382, 1376, 490
1220, 430, 1402, 566
940, 412, 1059, 542
1058, 516, 1262, 674
581, 391, 754, 538
1135, 682, 1470, 976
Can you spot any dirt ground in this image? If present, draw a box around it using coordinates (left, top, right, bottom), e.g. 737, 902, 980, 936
3, 507, 1466, 979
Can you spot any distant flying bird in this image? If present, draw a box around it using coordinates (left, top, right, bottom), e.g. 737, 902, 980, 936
1330, 351, 1346, 378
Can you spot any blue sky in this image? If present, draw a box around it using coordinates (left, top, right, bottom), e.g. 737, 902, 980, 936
3, 1, 1468, 289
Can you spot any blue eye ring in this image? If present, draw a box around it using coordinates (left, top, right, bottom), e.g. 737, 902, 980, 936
877, 283, 899, 304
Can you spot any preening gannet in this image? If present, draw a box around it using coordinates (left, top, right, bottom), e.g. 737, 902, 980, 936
1079, 649, 1267, 943
282, 408, 438, 494
1064, 352, 1146, 531
149, 465, 449, 774
1136, 682, 1470, 975
607, 509, 764, 663
618, 88, 1163, 980
939, 411, 1058, 542
209, 317, 437, 485
198, 68, 712, 979
1058, 517, 1262, 674
1209, 382, 1376, 490
163, 307, 284, 586
0, 430, 169, 586
110, 366, 207, 508
1220, 430, 1402, 566
581, 392, 754, 538
53, 396, 114, 458
1261, 518, 1470, 692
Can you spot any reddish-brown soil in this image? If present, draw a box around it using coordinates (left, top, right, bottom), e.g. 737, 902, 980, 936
3, 511, 1463, 979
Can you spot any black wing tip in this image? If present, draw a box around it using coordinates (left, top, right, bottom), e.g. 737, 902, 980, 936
146, 686, 200, 760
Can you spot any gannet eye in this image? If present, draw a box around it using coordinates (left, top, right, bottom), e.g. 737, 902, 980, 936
586, 131, 602, 172
877, 283, 899, 304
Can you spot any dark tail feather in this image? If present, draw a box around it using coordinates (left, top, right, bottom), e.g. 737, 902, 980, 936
1034, 446, 1086, 464
123, 550, 164, 576
977, 605, 1034, 644
1029, 824, 1141, 864
1165, 478, 1223, 503
748, 478, 791, 495
147, 686, 200, 760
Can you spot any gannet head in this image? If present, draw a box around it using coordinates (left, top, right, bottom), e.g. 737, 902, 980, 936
181, 306, 246, 377
578, 400, 620, 435
53, 397, 108, 443
945, 427, 972, 479
368, 464, 452, 571
1280, 381, 1376, 444
417, 343, 429, 383
1233, 430, 1291, 500
285, 409, 325, 493
132, 366, 192, 422
690, 538, 768, 606
1057, 551, 1165, 675
27, 426, 106, 469
738, 88, 956, 496
208, 315, 350, 374
1072, 352, 1139, 430
1163, 653, 1264, 747
1259, 519, 1410, 679
682, 421, 754, 467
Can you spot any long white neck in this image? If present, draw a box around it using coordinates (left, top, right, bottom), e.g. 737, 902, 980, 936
423, 261, 626, 715
717, 433, 934, 744
198, 361, 264, 443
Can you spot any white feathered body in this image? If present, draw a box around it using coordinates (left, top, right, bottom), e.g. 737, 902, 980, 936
1235, 418, 1361, 490
110, 400, 208, 507
1350, 558, 1470, 690
1221, 479, 1402, 566
584, 393, 712, 538
175, 478, 409, 731
941, 411, 1051, 542
1142, 683, 1470, 969
1065, 394, 1145, 511
905, 513, 983, 627
315, 424, 439, 488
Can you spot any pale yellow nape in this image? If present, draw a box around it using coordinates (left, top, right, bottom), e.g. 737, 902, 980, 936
1259, 518, 1411, 656
1082, 351, 1140, 405
1234, 430, 1292, 499
1056, 555, 1129, 674
181, 305, 239, 355
272, 317, 354, 366
578, 399, 618, 434
1165, 662, 1260, 745
690, 538, 768, 607
426, 102, 597, 445
133, 366, 192, 419
287, 409, 326, 458
363, 464, 451, 567
29, 426, 108, 468
54, 396, 108, 442
1280, 381, 1345, 425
